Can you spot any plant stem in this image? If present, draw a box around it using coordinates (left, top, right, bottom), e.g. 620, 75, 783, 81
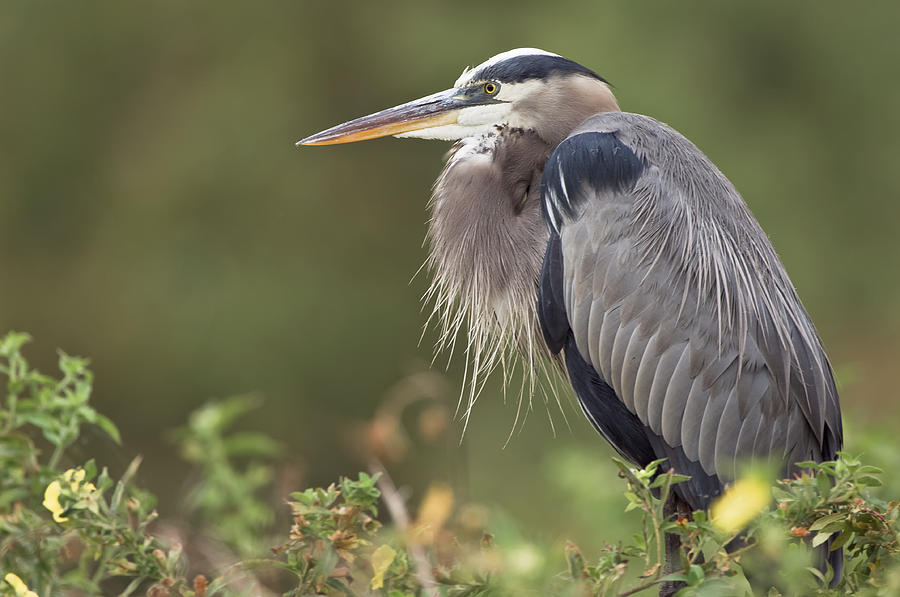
47, 436, 72, 470
616, 568, 685, 597
370, 459, 438, 595
92, 546, 111, 586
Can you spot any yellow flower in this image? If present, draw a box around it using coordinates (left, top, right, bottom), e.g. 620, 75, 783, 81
412, 483, 454, 544
507, 543, 544, 575
63, 467, 86, 490
369, 544, 397, 590
710, 477, 770, 534
63, 468, 95, 494
43, 468, 99, 523
42, 480, 68, 523
4, 573, 40, 597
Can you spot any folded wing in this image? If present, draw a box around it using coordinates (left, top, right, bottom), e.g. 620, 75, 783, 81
538, 113, 842, 510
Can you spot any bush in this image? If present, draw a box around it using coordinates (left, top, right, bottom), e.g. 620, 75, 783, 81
1, 332, 898, 596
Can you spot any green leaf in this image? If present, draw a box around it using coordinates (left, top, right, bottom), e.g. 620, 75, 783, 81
189, 395, 263, 434
809, 513, 845, 532
93, 413, 121, 443
806, 566, 827, 583
119, 577, 143, 597
323, 577, 350, 592
58, 351, 90, 376
290, 489, 315, 505
811, 531, 834, 548
794, 461, 819, 469
829, 529, 853, 551
18, 411, 58, 432
0, 331, 32, 354
83, 459, 97, 479
623, 491, 640, 512
223, 431, 281, 457
111, 456, 143, 512
856, 474, 882, 487
686, 564, 705, 585
312, 544, 339, 581
649, 475, 670, 489
0, 487, 30, 509
816, 471, 831, 495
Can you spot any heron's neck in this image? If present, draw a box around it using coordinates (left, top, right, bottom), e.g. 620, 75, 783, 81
527, 77, 621, 147
423, 128, 553, 391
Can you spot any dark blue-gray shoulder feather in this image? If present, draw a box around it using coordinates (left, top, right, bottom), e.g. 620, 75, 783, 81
540, 131, 646, 229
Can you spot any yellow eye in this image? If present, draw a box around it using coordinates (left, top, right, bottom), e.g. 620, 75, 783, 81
483, 82, 498, 95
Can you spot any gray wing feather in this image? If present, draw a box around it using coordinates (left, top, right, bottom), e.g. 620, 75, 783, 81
714, 386, 744, 474
679, 377, 707, 463
608, 320, 636, 408
549, 112, 842, 485
697, 359, 736, 474
620, 325, 647, 412
733, 399, 765, 473
660, 344, 694, 444
763, 406, 789, 463
597, 305, 621, 378
646, 342, 685, 435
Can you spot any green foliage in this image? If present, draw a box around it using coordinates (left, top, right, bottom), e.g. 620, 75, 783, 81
172, 395, 281, 559
276, 473, 385, 595
0, 333, 187, 597
560, 454, 900, 596
0, 332, 118, 473
763, 456, 900, 594
2, 333, 899, 597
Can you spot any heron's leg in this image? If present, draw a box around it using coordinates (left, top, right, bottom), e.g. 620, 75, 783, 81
659, 492, 690, 597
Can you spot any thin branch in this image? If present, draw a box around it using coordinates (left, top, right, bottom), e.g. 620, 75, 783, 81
616, 569, 684, 597
370, 459, 438, 595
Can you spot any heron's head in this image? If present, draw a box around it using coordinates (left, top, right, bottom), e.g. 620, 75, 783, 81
298, 49, 619, 148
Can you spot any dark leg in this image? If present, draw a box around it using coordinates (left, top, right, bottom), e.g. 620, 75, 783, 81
659, 492, 690, 597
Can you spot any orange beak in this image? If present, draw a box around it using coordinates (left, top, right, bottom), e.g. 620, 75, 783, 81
297, 89, 464, 146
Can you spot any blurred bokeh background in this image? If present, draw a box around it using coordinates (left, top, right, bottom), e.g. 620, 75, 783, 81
1, 0, 898, 563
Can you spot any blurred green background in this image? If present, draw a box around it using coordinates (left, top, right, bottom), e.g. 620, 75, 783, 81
1, 0, 898, 559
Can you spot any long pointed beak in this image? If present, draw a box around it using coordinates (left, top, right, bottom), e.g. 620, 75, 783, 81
297, 89, 463, 146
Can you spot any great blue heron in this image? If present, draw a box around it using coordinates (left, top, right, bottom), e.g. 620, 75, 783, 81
299, 48, 844, 589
